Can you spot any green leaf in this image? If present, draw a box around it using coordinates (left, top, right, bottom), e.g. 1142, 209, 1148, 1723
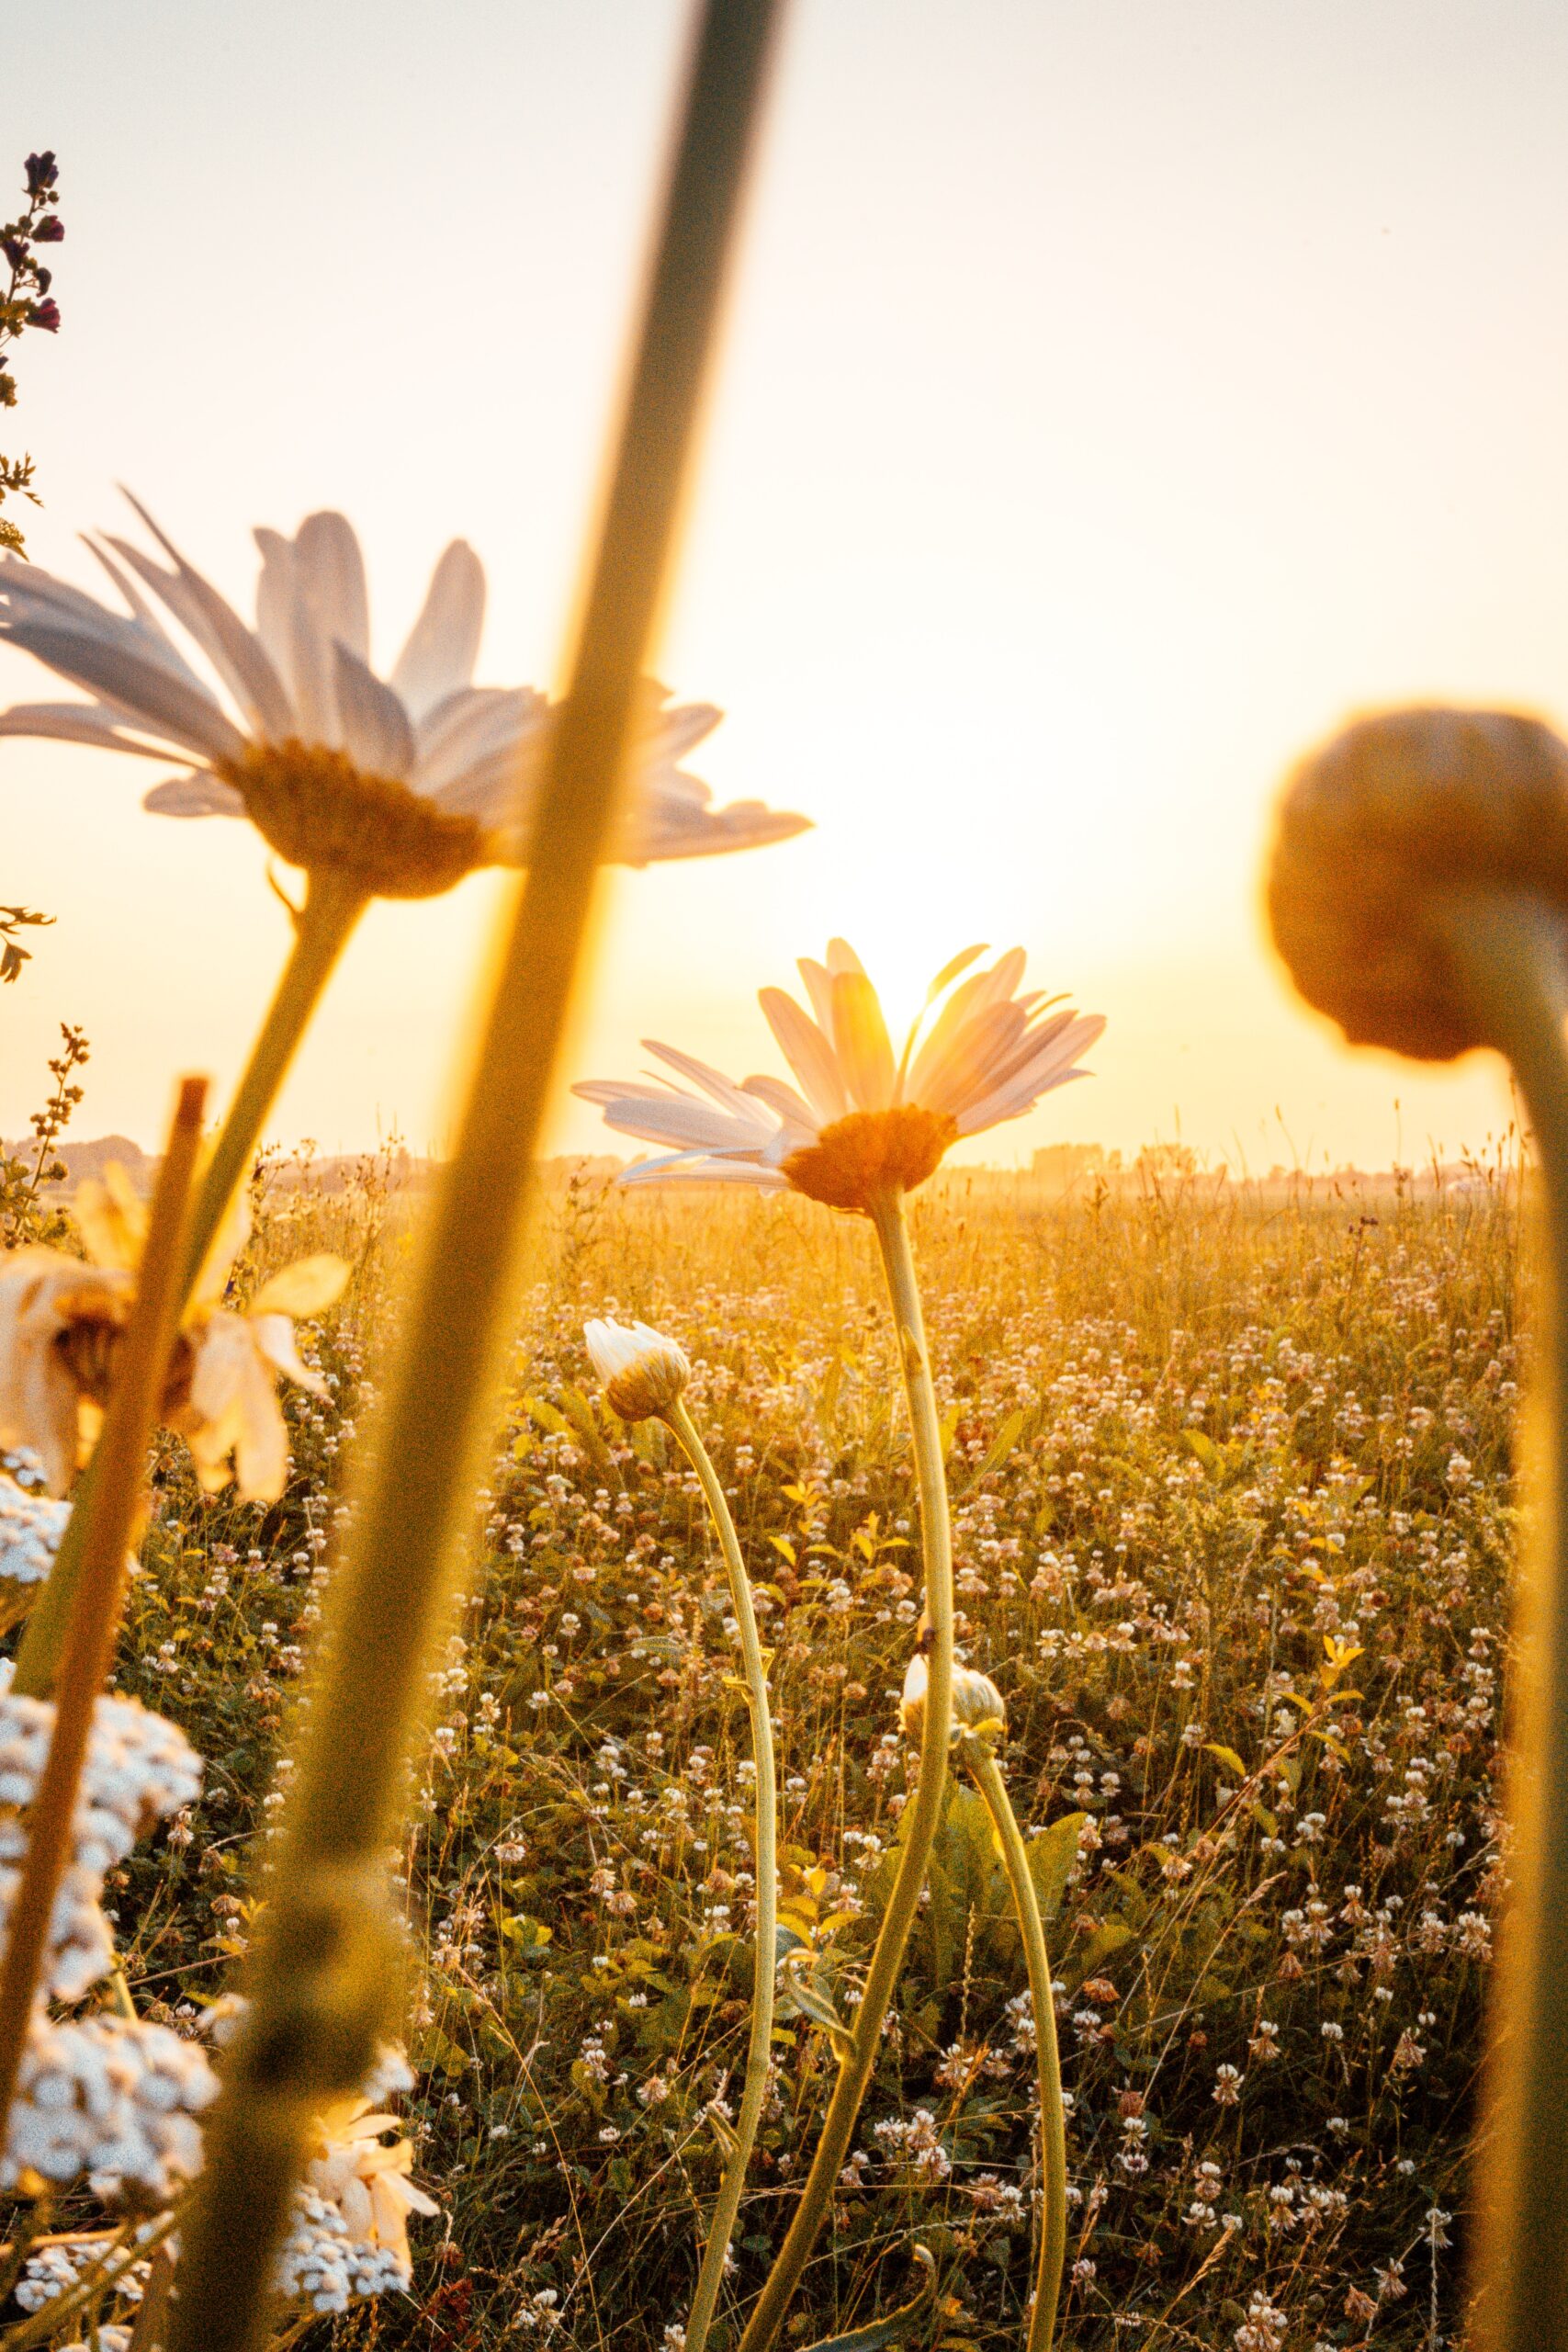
1181, 1428, 1217, 1473
1204, 1743, 1247, 1780
1024, 1811, 1085, 1924
559, 1385, 612, 1469
524, 1395, 569, 1437
966, 1408, 1026, 1488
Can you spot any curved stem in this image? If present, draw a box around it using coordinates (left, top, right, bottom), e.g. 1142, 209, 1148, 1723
666, 1395, 777, 2352
961, 1736, 1066, 2352
11, 873, 364, 1699
181, 868, 366, 1288
1436, 891, 1568, 2352
739, 1187, 953, 2352
0, 1080, 205, 2133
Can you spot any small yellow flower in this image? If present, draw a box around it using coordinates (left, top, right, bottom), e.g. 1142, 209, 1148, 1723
0, 1166, 347, 1499
582, 1317, 690, 1422
303, 2097, 439, 2267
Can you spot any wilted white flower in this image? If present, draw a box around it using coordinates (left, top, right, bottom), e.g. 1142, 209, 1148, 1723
578, 939, 1102, 1213
582, 1317, 690, 1423
0, 1166, 346, 1498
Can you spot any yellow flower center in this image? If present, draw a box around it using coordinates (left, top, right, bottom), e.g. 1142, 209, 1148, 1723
218, 740, 488, 899
782, 1105, 958, 1212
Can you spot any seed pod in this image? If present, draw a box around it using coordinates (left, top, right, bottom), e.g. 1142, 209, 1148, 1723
1267, 707, 1568, 1061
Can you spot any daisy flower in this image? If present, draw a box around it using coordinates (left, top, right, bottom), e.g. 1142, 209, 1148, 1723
0, 1166, 346, 1499
0, 499, 808, 899
577, 940, 1103, 1213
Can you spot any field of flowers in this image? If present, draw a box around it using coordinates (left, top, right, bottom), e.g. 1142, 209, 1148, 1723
73, 1153, 1510, 2349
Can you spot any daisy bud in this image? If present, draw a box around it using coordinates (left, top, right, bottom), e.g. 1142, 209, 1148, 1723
583, 1317, 690, 1424
899, 1650, 1006, 1744
1267, 707, 1568, 1061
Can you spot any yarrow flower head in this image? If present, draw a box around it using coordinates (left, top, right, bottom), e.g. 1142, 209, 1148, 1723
0, 1164, 347, 1498
900, 1650, 1006, 1743
583, 1317, 690, 1422
0, 499, 809, 900
577, 940, 1103, 1214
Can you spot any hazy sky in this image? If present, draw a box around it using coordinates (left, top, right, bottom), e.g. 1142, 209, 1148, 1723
4, 1, 1565, 1169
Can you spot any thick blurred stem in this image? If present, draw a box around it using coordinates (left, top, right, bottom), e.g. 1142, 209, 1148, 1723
960, 1736, 1066, 2352
13, 876, 362, 1698
739, 1186, 953, 2352
181, 869, 366, 1287
0, 1079, 205, 2135
1438, 892, 1568, 2352
666, 1395, 777, 2352
164, 10, 785, 2350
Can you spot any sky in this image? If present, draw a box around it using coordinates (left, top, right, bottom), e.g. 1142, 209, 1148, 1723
4, 0, 1566, 1170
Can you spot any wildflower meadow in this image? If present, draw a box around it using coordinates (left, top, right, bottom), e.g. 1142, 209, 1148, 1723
0, 6, 1563, 2350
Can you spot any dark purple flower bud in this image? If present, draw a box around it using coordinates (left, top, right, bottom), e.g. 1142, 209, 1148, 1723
28, 298, 59, 333
1, 239, 26, 272
32, 216, 62, 244
23, 153, 58, 198
32, 266, 50, 296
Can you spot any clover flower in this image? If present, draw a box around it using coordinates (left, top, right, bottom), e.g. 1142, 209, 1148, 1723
577, 940, 1102, 1213
583, 1317, 691, 1422
0, 501, 808, 899
0, 1164, 347, 1498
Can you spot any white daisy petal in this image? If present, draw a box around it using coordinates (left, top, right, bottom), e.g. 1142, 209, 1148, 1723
141, 774, 246, 817
333, 645, 415, 780
293, 512, 370, 664
106, 499, 296, 741
0, 624, 245, 764
758, 987, 849, 1125
0, 703, 185, 759
389, 539, 485, 722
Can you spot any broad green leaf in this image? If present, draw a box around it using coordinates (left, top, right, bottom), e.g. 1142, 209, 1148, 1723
1204, 1743, 1247, 1780
798, 2246, 937, 2351
1024, 1810, 1086, 1923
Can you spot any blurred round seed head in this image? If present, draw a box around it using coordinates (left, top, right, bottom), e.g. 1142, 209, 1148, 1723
1267, 707, 1568, 1061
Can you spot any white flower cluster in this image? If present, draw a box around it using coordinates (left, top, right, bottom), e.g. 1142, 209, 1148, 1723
0, 1668, 212, 2199
17, 2220, 161, 2312
4, 2013, 217, 2200
0, 1477, 68, 1593
0, 1668, 202, 2004
276, 2190, 413, 2312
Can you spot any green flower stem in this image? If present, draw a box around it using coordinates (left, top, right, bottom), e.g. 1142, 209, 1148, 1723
0, 1079, 205, 2135
739, 1185, 953, 2352
12, 872, 364, 1701
180, 867, 367, 1288
959, 1735, 1066, 2352
164, 12, 785, 2350
666, 1394, 778, 2352
1435, 892, 1568, 2352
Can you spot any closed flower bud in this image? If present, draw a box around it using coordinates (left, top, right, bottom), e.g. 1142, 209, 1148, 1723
28, 299, 59, 333
1267, 707, 1568, 1062
583, 1317, 690, 1423
32, 216, 63, 243
899, 1650, 1006, 1743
